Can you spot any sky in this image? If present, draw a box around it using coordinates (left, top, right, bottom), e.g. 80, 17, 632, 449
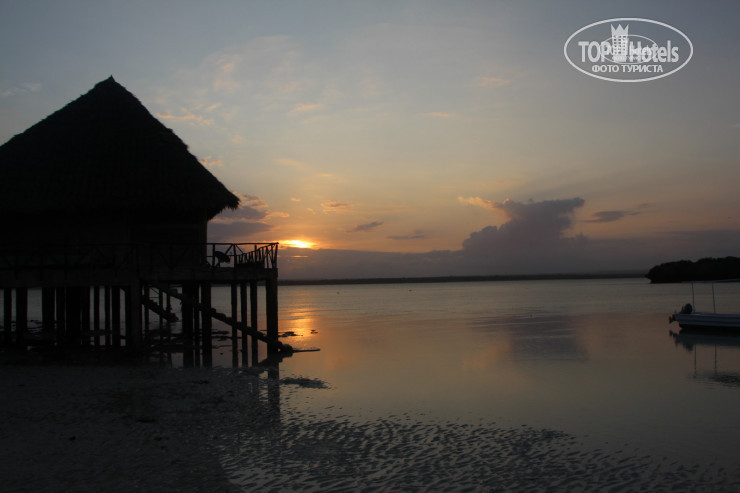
1, 0, 738, 279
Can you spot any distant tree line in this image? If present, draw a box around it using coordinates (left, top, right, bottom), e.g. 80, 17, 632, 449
645, 256, 740, 283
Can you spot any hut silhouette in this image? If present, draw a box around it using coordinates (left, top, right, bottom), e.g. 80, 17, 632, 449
0, 77, 286, 362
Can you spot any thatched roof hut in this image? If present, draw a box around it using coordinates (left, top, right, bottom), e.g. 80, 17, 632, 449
0, 77, 238, 245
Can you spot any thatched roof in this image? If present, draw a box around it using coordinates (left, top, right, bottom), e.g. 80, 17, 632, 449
0, 77, 239, 220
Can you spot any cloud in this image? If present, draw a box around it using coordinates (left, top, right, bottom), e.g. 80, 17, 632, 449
388, 230, 427, 240
322, 201, 351, 213
207, 220, 273, 243
458, 197, 587, 272
209, 191, 275, 242
458, 196, 496, 210
584, 210, 639, 223
199, 156, 223, 168
281, 198, 594, 279
1, 81, 42, 97
347, 221, 383, 233
474, 76, 510, 88
288, 103, 322, 115
291, 197, 302, 202
157, 108, 214, 126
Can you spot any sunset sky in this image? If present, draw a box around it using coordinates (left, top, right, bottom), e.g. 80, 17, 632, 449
1, 1, 738, 279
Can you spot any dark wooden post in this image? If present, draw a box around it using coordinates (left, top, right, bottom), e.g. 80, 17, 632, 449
104, 286, 111, 347
55, 287, 66, 345
80, 287, 91, 346
126, 282, 142, 353
15, 288, 28, 345
182, 283, 194, 367
240, 282, 248, 365
42, 287, 55, 335
93, 286, 100, 347
65, 287, 81, 345
142, 285, 150, 340
201, 282, 212, 367
250, 280, 259, 363
265, 278, 278, 353
4, 288, 12, 344
231, 283, 238, 367
111, 287, 121, 347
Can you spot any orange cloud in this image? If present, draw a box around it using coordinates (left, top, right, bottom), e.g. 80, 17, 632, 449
458, 196, 496, 210
321, 201, 351, 213
475, 76, 511, 88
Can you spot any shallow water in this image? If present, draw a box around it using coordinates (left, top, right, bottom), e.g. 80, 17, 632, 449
245, 278, 740, 489
10, 278, 740, 490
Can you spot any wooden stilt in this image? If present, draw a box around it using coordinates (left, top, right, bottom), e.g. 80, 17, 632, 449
55, 288, 66, 346
126, 281, 142, 352
42, 287, 55, 335
65, 287, 80, 345
4, 288, 12, 344
266, 278, 278, 353
240, 282, 248, 365
15, 288, 28, 345
112, 287, 121, 347
201, 283, 212, 367
80, 287, 91, 346
104, 286, 111, 347
250, 280, 259, 363
142, 284, 150, 342
231, 283, 238, 367
182, 283, 194, 367
93, 286, 100, 347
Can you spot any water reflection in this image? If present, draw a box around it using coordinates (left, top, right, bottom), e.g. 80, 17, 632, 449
671, 331, 740, 388
470, 313, 589, 362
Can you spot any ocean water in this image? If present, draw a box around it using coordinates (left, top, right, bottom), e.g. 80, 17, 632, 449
221, 278, 740, 489
13, 277, 740, 490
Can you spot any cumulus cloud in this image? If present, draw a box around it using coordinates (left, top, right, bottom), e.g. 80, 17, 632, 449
347, 221, 383, 233
461, 198, 586, 262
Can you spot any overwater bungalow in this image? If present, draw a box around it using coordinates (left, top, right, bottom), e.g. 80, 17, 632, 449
0, 77, 286, 362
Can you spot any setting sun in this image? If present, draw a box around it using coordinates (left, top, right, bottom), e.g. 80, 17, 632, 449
283, 239, 315, 249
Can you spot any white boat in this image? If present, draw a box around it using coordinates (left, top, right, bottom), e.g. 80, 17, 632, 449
669, 280, 740, 332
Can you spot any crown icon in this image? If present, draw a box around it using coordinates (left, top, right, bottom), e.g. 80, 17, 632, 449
611, 24, 629, 38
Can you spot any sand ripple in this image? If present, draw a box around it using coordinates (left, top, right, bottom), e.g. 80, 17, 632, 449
1, 366, 738, 492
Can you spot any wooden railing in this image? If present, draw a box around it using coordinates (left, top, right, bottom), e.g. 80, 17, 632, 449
206, 243, 279, 269
0, 242, 278, 280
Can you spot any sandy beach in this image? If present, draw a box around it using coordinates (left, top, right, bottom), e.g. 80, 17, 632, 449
1, 361, 738, 492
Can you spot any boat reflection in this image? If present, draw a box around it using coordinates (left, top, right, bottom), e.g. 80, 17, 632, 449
670, 330, 740, 387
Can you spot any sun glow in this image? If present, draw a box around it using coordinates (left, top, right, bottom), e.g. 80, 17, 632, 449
283, 239, 315, 249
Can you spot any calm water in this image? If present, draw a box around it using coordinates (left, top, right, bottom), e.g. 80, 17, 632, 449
265, 279, 740, 467
17, 277, 740, 489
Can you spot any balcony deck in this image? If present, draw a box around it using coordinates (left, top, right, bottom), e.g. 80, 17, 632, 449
0, 242, 278, 287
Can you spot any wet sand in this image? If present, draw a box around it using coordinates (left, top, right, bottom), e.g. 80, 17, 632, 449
1, 365, 738, 492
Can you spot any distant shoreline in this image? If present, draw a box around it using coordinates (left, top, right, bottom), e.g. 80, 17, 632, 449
279, 272, 644, 286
